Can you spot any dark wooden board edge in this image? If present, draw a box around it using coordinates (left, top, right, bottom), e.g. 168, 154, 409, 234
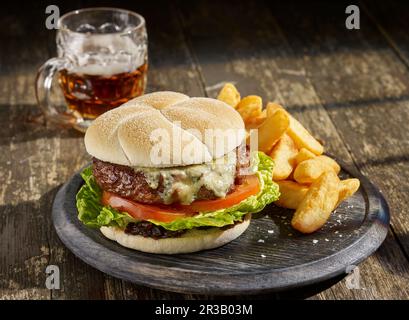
52, 161, 389, 295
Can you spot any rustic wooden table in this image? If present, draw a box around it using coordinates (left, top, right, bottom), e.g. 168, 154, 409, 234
1, 0, 409, 300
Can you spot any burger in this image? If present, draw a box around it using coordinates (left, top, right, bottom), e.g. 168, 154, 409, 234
76, 91, 279, 254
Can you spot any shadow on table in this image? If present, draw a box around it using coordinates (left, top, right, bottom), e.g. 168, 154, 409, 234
0, 104, 83, 146
244, 274, 346, 300
120, 273, 346, 300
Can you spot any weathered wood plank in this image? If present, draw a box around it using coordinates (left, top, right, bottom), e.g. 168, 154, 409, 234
1, 0, 408, 300
0, 1, 125, 300
0, 1, 58, 300
269, 0, 409, 298
178, 0, 409, 299
362, 0, 409, 69
269, 0, 409, 254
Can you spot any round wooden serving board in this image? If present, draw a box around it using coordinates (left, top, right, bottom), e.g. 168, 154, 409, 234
52, 160, 389, 295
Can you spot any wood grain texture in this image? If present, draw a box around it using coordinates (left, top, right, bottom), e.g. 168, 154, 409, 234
0, 0, 408, 300
268, 0, 409, 299
177, 0, 409, 299
0, 0, 123, 300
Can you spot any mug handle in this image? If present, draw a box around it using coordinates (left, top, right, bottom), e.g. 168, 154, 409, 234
35, 57, 81, 127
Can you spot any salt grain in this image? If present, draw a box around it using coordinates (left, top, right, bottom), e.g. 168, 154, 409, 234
261, 254, 266, 258
325, 238, 329, 242
267, 230, 274, 234
258, 239, 265, 243
312, 240, 318, 244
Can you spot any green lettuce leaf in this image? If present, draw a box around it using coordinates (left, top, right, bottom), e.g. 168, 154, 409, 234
76, 167, 133, 229
76, 152, 279, 231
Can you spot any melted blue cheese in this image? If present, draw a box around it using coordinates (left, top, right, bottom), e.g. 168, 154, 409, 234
134, 151, 237, 205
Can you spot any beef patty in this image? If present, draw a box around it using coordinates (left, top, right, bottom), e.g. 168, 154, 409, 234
92, 146, 250, 205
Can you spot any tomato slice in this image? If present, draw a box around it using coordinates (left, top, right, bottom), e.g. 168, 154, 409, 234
101, 192, 193, 223
101, 174, 260, 223
173, 174, 260, 213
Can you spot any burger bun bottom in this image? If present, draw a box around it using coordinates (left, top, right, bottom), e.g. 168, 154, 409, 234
100, 215, 251, 254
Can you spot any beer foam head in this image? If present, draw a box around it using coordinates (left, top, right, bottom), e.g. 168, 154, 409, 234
71, 62, 136, 76
60, 33, 147, 75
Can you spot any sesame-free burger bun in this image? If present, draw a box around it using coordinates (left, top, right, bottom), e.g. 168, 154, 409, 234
100, 215, 251, 254
84, 91, 245, 167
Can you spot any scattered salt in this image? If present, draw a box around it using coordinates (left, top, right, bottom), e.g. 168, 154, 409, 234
312, 240, 318, 244
325, 238, 329, 242
261, 254, 266, 258
267, 230, 274, 234
335, 231, 339, 234
337, 219, 341, 224
258, 239, 265, 243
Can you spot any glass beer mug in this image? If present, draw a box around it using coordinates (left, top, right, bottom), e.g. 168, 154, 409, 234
36, 8, 148, 132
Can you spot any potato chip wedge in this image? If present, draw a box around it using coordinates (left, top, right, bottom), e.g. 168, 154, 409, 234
287, 117, 324, 155
294, 155, 339, 184
269, 134, 298, 180
295, 148, 316, 165
252, 108, 290, 153
236, 95, 263, 123
336, 178, 360, 207
245, 109, 267, 129
217, 83, 241, 108
266, 102, 323, 155
275, 180, 309, 209
318, 155, 340, 174
291, 171, 340, 233
266, 102, 282, 116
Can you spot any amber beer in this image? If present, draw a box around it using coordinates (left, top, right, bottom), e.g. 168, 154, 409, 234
59, 63, 147, 119
36, 8, 148, 131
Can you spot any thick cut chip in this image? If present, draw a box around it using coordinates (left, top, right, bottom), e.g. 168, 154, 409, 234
269, 134, 298, 180
291, 171, 340, 233
275, 180, 309, 209
217, 83, 241, 108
